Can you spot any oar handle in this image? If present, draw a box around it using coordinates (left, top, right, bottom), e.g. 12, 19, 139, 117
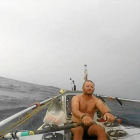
114, 118, 121, 123
97, 118, 121, 123
41, 122, 83, 132
57, 122, 83, 130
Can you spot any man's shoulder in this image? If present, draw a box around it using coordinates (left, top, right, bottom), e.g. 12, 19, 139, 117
72, 94, 82, 99
92, 96, 103, 105
74, 94, 82, 97
92, 95, 100, 102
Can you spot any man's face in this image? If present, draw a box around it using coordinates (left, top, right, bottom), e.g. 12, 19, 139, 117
82, 81, 95, 95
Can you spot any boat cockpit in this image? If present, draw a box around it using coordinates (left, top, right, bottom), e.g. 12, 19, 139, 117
41, 91, 129, 140
11, 90, 129, 140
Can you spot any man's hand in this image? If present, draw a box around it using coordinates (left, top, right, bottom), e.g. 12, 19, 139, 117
103, 113, 115, 122
82, 116, 93, 126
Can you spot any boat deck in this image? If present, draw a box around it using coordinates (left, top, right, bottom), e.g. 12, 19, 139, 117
9, 91, 140, 140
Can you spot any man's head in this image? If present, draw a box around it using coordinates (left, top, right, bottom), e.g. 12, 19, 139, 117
82, 80, 95, 95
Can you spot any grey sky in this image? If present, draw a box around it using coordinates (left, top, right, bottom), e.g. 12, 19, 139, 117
0, 0, 140, 99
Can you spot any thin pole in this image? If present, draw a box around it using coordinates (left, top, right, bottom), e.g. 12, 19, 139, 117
84, 64, 88, 82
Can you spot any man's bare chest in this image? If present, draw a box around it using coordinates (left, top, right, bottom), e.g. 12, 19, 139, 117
79, 100, 96, 113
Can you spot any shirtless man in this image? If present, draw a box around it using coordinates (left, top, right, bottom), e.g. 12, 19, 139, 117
71, 80, 115, 140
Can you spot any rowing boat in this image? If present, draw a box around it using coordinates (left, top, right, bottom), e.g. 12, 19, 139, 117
0, 89, 140, 140
0, 65, 140, 140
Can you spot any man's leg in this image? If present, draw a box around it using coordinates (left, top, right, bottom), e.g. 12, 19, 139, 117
71, 126, 84, 140
88, 124, 107, 140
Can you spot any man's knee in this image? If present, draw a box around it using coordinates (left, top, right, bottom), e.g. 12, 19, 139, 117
96, 126, 106, 135
71, 126, 84, 135
88, 124, 106, 136
99, 127, 105, 132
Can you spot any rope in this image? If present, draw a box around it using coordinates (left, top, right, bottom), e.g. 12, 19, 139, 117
0, 96, 57, 139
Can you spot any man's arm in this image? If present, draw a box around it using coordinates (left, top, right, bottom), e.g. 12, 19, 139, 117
71, 96, 84, 119
96, 99, 115, 122
95, 99, 110, 114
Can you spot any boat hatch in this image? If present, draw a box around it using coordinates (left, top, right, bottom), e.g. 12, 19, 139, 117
66, 95, 74, 119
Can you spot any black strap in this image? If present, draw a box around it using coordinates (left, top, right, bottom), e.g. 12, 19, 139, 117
80, 115, 86, 120
11, 130, 19, 139
103, 111, 111, 116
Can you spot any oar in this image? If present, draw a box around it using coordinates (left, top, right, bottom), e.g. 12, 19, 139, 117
99, 95, 140, 105
98, 116, 140, 128
0, 96, 56, 127
2, 122, 83, 139
2, 117, 137, 139
114, 117, 140, 127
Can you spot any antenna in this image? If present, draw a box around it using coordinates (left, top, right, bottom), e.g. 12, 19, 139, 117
70, 78, 76, 91
84, 64, 88, 82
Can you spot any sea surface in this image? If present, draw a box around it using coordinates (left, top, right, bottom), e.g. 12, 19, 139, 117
0, 90, 57, 120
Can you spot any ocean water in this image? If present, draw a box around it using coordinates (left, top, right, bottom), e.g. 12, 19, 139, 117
101, 97, 140, 127
0, 89, 60, 132
0, 89, 140, 133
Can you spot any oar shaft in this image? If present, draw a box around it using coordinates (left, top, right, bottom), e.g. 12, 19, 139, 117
0, 98, 53, 127
99, 95, 140, 103
3, 123, 83, 139
34, 123, 83, 134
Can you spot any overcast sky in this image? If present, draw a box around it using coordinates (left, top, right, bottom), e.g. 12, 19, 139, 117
0, 0, 140, 99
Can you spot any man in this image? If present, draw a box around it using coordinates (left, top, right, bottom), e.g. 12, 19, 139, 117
71, 80, 115, 140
